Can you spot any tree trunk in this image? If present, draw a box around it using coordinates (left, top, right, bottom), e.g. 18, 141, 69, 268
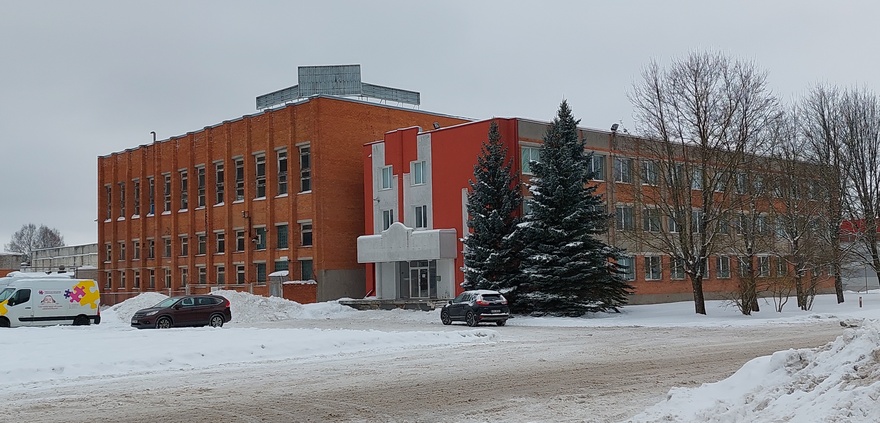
691, 276, 706, 315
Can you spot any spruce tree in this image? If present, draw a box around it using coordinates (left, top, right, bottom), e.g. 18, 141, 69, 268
510, 101, 633, 315
462, 120, 522, 291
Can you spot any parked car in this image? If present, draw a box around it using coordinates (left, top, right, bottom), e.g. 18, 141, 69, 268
440, 290, 509, 327
131, 295, 231, 329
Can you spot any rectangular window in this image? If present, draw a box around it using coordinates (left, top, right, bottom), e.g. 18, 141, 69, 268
215, 162, 225, 205
739, 257, 751, 278
521, 146, 540, 175
671, 258, 686, 280
255, 154, 266, 198
179, 170, 188, 210
301, 222, 313, 246
163, 237, 171, 258
299, 146, 311, 192
119, 182, 126, 217
216, 232, 226, 254
615, 205, 634, 231
613, 157, 632, 183
380, 166, 393, 190
736, 172, 748, 194
119, 271, 126, 289
196, 166, 206, 207
148, 177, 155, 215
415, 205, 428, 229
105, 243, 112, 262
692, 210, 704, 233
197, 234, 206, 255
618, 256, 635, 281
274, 260, 289, 273
645, 256, 662, 280
301, 259, 314, 281
133, 270, 140, 289
255, 227, 266, 250
776, 256, 788, 276
643, 208, 661, 232
668, 213, 680, 233
235, 157, 245, 201
277, 224, 288, 249
255, 263, 267, 285
133, 240, 140, 260
147, 239, 155, 259
236, 230, 245, 251
236, 264, 246, 284
198, 266, 207, 284
164, 268, 171, 288
105, 185, 112, 220
758, 256, 771, 277
118, 241, 126, 261
589, 154, 605, 180
133, 180, 140, 216
180, 267, 188, 287
179, 235, 188, 257
641, 161, 658, 186
216, 265, 226, 285
691, 168, 703, 190
412, 161, 426, 185
163, 174, 172, 212
105, 271, 112, 289
716, 256, 731, 278
382, 209, 395, 231
148, 269, 155, 289
277, 149, 288, 195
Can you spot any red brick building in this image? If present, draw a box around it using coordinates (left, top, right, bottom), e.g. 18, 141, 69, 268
357, 118, 837, 304
98, 95, 468, 305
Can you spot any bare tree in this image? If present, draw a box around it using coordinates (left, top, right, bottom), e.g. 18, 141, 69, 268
4, 223, 65, 261
628, 51, 778, 314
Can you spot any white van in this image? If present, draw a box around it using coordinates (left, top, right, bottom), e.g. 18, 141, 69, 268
0, 278, 101, 327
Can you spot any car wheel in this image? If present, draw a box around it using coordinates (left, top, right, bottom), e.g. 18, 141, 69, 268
73, 315, 90, 326
465, 311, 477, 327
496, 319, 507, 326
440, 310, 452, 325
209, 314, 225, 328
0, 317, 9, 328
156, 316, 173, 329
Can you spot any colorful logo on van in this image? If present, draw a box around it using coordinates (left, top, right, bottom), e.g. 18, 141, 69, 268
0, 299, 7, 316
63, 280, 101, 309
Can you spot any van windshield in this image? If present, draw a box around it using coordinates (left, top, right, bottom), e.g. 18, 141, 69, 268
0, 288, 14, 302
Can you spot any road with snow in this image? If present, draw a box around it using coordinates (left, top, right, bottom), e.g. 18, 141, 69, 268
3, 317, 844, 423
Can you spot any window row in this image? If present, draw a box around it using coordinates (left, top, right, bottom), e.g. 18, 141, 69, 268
379, 205, 429, 231
105, 146, 311, 220
379, 160, 427, 191
616, 254, 826, 282
102, 260, 314, 289
613, 206, 826, 238
103, 223, 312, 261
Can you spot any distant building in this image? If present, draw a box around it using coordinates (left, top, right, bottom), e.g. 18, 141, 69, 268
98, 66, 469, 305
0, 253, 26, 277
26, 243, 99, 280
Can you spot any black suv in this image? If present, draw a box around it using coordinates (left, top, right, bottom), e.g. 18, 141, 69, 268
440, 290, 509, 327
131, 295, 232, 329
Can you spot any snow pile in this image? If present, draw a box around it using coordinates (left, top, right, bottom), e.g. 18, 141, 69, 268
102, 291, 168, 324
626, 320, 880, 423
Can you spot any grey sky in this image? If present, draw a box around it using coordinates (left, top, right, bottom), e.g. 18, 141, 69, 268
1, 1, 877, 247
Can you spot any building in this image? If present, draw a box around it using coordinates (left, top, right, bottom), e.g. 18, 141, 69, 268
98, 78, 469, 305
357, 118, 837, 304
26, 243, 99, 279
0, 253, 25, 277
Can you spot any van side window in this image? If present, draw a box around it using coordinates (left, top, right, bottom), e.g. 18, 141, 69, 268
8, 289, 31, 307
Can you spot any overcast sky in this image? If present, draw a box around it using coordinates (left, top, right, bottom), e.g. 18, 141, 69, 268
1, 1, 878, 248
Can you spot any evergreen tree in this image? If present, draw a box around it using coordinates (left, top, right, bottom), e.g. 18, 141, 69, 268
510, 101, 633, 315
462, 120, 522, 291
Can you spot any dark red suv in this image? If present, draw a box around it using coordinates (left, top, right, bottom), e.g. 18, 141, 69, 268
131, 295, 232, 329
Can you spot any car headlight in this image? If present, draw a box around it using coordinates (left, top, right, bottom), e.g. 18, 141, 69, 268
145, 310, 159, 316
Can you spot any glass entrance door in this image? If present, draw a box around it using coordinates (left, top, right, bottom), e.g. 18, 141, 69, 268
409, 262, 430, 299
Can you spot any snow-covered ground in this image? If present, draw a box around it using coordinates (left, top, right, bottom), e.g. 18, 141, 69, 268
2, 289, 880, 422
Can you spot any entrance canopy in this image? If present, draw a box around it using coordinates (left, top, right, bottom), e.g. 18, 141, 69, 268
357, 222, 457, 263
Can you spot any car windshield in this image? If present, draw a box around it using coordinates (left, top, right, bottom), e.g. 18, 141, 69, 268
152, 297, 182, 308
0, 287, 14, 302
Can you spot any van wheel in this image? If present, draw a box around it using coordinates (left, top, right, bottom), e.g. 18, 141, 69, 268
0, 317, 9, 328
73, 315, 90, 326
156, 317, 173, 329
208, 314, 224, 328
